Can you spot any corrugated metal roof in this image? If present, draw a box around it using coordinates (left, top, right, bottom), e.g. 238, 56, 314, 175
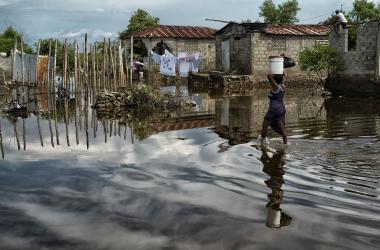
130, 25, 217, 39
264, 24, 331, 36
216, 23, 331, 36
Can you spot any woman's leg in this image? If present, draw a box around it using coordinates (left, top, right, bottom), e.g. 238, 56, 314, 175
261, 119, 271, 139
277, 120, 287, 144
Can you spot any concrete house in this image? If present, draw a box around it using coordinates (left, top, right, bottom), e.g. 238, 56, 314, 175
125, 25, 217, 72
327, 22, 380, 98
214, 23, 331, 80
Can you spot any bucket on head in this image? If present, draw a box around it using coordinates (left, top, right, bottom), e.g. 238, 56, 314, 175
269, 56, 284, 75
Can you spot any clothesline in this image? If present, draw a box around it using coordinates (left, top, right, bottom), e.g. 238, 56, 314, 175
150, 50, 203, 77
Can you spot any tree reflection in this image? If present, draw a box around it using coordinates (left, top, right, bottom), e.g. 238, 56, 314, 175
260, 148, 292, 229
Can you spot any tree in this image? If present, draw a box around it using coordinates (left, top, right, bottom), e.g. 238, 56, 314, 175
349, 0, 380, 23
0, 26, 32, 55
119, 9, 160, 40
259, 0, 300, 24
299, 45, 342, 85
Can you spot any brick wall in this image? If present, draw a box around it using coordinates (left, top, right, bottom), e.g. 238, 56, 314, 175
215, 26, 329, 81
251, 33, 328, 81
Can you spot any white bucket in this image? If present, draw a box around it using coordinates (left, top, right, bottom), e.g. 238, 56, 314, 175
266, 207, 281, 228
269, 56, 284, 75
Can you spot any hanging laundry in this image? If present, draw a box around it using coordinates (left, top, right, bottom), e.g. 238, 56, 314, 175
190, 53, 202, 73
177, 52, 190, 77
150, 51, 161, 64
160, 52, 176, 77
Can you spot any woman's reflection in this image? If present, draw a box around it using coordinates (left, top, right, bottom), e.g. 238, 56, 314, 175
260, 148, 292, 229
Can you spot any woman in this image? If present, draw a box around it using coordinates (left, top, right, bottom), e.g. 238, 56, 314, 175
261, 74, 287, 145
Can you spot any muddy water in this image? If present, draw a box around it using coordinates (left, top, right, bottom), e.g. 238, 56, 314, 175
0, 87, 379, 250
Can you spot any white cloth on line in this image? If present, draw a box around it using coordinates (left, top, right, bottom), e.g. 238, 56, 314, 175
160, 54, 176, 76
150, 51, 161, 64
177, 52, 190, 77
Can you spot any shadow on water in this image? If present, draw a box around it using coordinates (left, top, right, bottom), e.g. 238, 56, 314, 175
0, 85, 379, 250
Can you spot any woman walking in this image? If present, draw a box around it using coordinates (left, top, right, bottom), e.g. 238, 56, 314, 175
261, 74, 287, 145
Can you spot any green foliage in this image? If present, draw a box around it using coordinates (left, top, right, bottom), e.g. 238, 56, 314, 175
299, 45, 342, 84
0, 26, 32, 55
119, 9, 160, 40
259, 0, 300, 24
348, 0, 380, 23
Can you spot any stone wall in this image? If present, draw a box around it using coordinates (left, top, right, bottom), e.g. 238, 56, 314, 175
251, 33, 328, 81
326, 22, 380, 98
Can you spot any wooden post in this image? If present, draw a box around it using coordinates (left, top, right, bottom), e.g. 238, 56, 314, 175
13, 119, 21, 150
21, 39, 25, 86
35, 41, 40, 85
124, 40, 129, 86
12, 39, 17, 84
109, 41, 116, 91
74, 41, 78, 93
22, 118, 26, 151
118, 41, 124, 88
102, 38, 106, 91
84, 33, 88, 91
0, 120, 4, 159
63, 39, 68, 90
47, 40, 52, 89
130, 35, 134, 85
92, 42, 97, 95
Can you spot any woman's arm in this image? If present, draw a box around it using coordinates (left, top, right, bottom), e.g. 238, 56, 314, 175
267, 74, 280, 91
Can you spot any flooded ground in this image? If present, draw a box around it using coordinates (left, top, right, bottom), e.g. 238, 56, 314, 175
0, 85, 379, 250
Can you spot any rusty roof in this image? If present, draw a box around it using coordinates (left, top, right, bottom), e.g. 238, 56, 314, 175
216, 23, 331, 36
130, 25, 217, 39
264, 24, 331, 36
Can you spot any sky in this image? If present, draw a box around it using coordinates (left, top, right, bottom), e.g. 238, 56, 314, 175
0, 0, 358, 45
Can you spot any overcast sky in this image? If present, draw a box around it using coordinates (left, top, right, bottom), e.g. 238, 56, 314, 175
0, 0, 358, 44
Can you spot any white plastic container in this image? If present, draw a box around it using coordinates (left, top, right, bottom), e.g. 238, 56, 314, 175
266, 207, 281, 228
269, 56, 284, 75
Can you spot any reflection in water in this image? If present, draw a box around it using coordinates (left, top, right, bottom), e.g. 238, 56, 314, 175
0, 86, 379, 249
260, 148, 292, 229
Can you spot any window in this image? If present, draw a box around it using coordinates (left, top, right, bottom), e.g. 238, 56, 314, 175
271, 37, 286, 50
315, 40, 329, 46
184, 40, 198, 52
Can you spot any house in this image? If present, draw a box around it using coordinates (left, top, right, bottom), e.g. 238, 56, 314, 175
327, 22, 380, 98
214, 23, 331, 80
124, 25, 217, 72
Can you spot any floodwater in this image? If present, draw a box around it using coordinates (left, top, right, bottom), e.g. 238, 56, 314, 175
0, 86, 379, 250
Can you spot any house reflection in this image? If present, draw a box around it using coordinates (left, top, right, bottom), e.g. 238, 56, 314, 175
214, 95, 257, 145
325, 98, 380, 138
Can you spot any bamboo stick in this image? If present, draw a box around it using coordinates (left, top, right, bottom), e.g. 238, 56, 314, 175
35, 91, 44, 147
